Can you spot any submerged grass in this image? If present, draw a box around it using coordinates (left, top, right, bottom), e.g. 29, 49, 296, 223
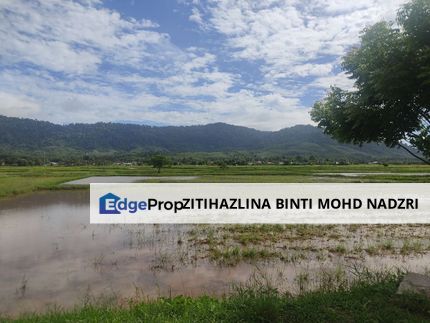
4, 271, 430, 322
185, 224, 430, 266
2, 166, 430, 321
209, 246, 280, 266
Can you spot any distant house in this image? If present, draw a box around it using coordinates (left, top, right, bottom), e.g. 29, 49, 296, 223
42, 161, 57, 166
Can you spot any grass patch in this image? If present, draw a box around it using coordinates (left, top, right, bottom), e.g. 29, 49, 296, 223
1, 164, 430, 199
364, 239, 428, 256
4, 272, 430, 322
329, 244, 347, 255
209, 246, 280, 266
401, 240, 425, 255
185, 224, 430, 266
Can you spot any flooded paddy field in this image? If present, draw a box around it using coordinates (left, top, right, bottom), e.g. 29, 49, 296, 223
1, 190, 430, 316
2, 164, 430, 200
319, 172, 430, 177
63, 176, 199, 185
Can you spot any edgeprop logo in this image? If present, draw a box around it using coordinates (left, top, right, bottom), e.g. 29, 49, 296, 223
99, 193, 148, 214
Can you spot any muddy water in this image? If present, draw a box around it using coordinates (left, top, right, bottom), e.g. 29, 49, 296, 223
1, 191, 430, 316
0, 191, 263, 315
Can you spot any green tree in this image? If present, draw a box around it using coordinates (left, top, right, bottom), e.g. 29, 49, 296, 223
311, 0, 430, 163
149, 154, 171, 173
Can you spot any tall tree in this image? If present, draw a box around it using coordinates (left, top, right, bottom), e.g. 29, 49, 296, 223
311, 0, 430, 163
149, 154, 171, 173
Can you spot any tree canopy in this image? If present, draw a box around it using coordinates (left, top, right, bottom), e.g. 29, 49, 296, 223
150, 154, 171, 173
311, 0, 430, 163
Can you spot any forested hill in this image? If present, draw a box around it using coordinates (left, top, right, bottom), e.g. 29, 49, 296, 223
0, 115, 413, 162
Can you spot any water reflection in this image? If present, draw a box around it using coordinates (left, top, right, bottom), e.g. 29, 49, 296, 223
0, 191, 429, 316
0, 191, 254, 315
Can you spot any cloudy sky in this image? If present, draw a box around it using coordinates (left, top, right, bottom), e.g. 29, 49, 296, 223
0, 0, 407, 130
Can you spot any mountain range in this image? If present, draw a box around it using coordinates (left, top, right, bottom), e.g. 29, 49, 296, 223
0, 115, 413, 162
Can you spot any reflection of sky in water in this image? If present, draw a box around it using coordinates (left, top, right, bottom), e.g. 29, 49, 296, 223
0, 190, 430, 316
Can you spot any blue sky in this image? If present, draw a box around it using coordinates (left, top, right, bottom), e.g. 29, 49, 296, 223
0, 0, 407, 130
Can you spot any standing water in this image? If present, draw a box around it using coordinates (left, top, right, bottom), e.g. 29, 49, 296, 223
1, 190, 430, 316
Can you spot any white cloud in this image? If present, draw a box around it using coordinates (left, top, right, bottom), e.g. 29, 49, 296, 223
266, 63, 334, 79
202, 0, 408, 80
0, 92, 41, 117
310, 72, 355, 91
0, 0, 171, 74
0, 0, 409, 130
0, 66, 308, 130
189, 7, 204, 26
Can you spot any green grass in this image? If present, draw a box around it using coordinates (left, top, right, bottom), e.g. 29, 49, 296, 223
1, 164, 429, 199
401, 240, 425, 255
4, 272, 430, 323
329, 244, 348, 254
185, 224, 430, 265
2, 166, 430, 321
209, 246, 280, 266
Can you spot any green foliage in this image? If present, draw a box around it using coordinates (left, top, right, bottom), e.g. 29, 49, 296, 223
0, 115, 415, 165
311, 0, 430, 162
5, 273, 430, 322
149, 154, 171, 173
